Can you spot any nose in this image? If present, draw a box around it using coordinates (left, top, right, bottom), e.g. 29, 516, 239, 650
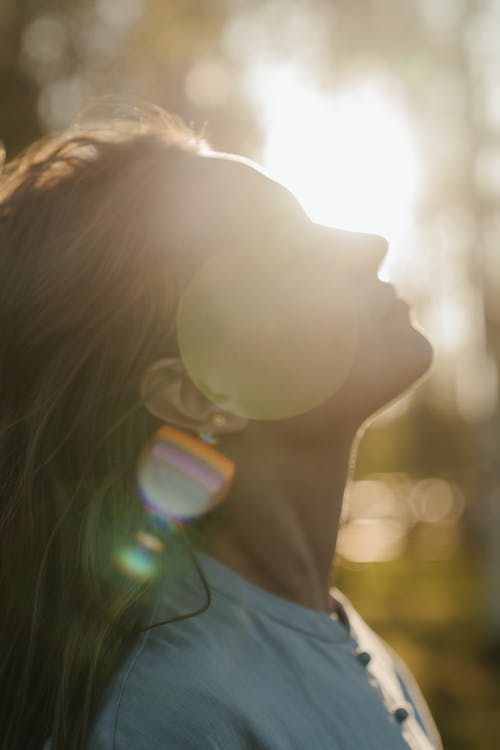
314, 225, 389, 276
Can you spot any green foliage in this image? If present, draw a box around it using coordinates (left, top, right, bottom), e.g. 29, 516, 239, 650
335, 545, 500, 750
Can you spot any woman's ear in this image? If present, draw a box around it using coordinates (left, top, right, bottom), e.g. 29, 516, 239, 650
140, 357, 248, 435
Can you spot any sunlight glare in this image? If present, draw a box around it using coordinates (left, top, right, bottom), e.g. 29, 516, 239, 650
248, 64, 420, 241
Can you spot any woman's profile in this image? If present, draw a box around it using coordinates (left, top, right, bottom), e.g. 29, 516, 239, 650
0, 105, 442, 750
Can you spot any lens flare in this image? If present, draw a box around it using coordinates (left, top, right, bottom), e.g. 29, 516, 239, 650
114, 543, 158, 581
137, 530, 165, 552
177, 246, 359, 420
137, 425, 234, 522
114, 528, 169, 582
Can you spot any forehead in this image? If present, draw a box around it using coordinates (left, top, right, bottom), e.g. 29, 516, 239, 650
161, 150, 386, 277
165, 152, 307, 255
201, 152, 305, 222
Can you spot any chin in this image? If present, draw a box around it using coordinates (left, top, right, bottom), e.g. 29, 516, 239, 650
283, 325, 434, 439
399, 324, 434, 381
334, 324, 434, 425
369, 325, 434, 414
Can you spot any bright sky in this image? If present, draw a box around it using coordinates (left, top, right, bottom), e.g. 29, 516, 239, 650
243, 61, 496, 422
247, 63, 420, 243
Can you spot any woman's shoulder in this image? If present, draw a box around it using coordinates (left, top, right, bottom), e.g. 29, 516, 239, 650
86, 620, 251, 749
84, 580, 252, 748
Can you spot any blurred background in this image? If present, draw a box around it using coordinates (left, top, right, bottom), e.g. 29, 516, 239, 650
1, 0, 500, 747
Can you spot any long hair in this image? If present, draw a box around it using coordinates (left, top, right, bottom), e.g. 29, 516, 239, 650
0, 110, 206, 749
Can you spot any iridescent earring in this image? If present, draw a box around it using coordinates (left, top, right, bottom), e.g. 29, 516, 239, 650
137, 422, 234, 523
114, 422, 234, 628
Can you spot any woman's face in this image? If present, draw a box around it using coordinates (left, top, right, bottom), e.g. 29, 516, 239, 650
169, 152, 433, 431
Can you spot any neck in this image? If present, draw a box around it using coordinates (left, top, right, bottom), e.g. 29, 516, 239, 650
198, 425, 359, 613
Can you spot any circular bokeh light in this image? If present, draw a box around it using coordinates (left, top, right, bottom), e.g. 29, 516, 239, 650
114, 544, 158, 581
177, 246, 359, 419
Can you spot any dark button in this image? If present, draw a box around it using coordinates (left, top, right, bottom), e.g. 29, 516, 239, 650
356, 651, 372, 667
393, 707, 409, 723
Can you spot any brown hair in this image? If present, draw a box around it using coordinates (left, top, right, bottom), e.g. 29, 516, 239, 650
0, 108, 206, 749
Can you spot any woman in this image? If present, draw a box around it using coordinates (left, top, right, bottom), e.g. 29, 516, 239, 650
0, 108, 440, 749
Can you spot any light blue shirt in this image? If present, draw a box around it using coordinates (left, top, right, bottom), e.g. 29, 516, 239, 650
61, 549, 443, 749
